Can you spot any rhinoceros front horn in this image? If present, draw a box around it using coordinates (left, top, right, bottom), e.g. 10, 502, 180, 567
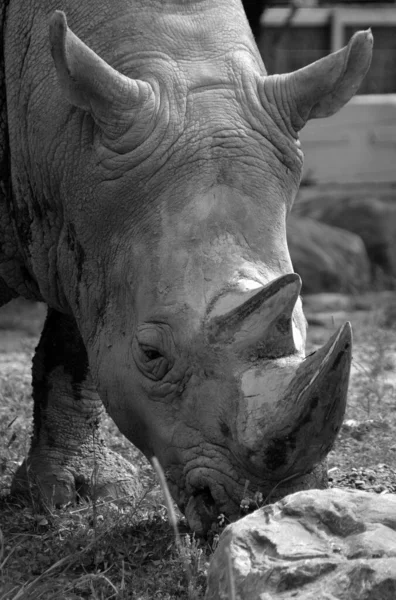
237, 323, 352, 482
267, 321, 352, 473
237, 321, 352, 479
208, 273, 352, 481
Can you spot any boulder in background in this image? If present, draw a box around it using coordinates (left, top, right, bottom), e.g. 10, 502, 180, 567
287, 216, 371, 294
295, 195, 396, 286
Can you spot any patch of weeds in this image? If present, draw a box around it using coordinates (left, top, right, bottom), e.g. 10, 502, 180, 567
1, 443, 211, 599
329, 294, 396, 471
353, 317, 396, 419
0, 484, 210, 600
151, 457, 209, 600
0, 355, 34, 494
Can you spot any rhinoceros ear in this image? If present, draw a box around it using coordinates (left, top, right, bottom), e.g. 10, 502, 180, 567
263, 30, 373, 133
49, 11, 155, 139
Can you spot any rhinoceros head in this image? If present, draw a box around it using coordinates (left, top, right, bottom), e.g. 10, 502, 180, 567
49, 6, 372, 533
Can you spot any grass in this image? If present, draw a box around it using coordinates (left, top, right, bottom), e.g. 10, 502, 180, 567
0, 496, 209, 599
0, 461, 212, 599
305, 292, 396, 474
0, 294, 396, 599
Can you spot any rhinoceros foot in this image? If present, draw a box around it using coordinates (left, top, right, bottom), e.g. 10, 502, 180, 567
10, 308, 141, 508
11, 446, 141, 508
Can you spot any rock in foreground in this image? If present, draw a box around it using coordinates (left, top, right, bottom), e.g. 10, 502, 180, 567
206, 488, 396, 600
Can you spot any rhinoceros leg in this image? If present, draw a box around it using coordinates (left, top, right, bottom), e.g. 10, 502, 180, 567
11, 308, 141, 506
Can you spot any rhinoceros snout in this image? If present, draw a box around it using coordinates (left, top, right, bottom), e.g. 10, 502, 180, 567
179, 276, 352, 534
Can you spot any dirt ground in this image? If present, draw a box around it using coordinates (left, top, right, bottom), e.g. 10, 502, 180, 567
0, 293, 395, 599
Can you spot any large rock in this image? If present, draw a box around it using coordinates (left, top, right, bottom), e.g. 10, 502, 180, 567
295, 195, 396, 284
206, 488, 396, 600
287, 216, 371, 294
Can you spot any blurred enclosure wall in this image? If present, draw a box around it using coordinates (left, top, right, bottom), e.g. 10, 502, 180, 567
256, 2, 396, 186
260, 3, 396, 94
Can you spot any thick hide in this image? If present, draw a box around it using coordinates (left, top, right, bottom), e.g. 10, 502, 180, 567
1, 0, 372, 532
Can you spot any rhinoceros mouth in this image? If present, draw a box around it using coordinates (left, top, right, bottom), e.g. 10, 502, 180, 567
184, 487, 219, 536
183, 468, 243, 535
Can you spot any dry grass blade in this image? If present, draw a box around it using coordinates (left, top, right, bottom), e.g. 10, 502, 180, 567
225, 547, 236, 600
151, 457, 195, 593
0, 543, 17, 572
151, 457, 179, 541
0, 528, 3, 565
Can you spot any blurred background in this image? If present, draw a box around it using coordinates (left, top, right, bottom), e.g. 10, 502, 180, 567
243, 0, 396, 295
248, 0, 396, 93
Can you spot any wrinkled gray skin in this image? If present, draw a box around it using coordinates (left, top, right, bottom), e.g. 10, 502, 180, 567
1, 0, 372, 533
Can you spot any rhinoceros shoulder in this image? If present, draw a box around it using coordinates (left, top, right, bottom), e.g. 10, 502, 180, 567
0, 0, 41, 305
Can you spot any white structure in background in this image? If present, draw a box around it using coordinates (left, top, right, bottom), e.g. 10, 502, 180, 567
263, 6, 396, 185
301, 95, 396, 185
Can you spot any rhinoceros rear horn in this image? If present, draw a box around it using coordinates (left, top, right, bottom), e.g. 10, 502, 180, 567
49, 11, 155, 139
208, 273, 304, 358
262, 29, 373, 132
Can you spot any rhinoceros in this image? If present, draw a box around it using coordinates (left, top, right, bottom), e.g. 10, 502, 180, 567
0, 0, 372, 534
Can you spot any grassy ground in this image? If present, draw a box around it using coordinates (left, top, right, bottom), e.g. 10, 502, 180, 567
0, 294, 395, 599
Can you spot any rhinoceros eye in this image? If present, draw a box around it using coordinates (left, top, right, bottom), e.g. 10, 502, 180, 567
137, 344, 169, 379
134, 324, 174, 380
141, 347, 163, 362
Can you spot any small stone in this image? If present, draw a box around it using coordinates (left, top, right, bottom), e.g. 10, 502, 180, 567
374, 484, 386, 493
354, 480, 365, 489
